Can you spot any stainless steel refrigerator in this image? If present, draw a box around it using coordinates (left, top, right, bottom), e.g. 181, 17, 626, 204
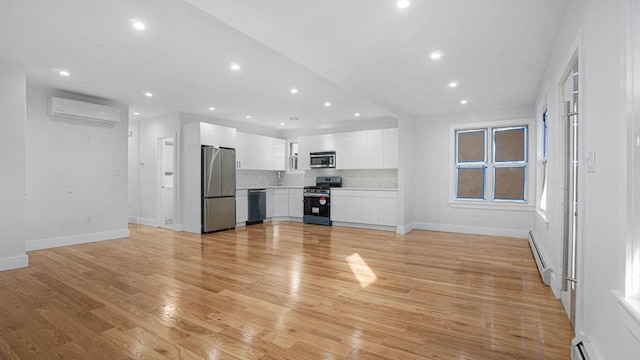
202, 146, 236, 233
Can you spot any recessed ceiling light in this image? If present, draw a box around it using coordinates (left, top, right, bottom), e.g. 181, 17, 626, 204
290, 88, 298, 94
324, 102, 331, 107
280, 122, 285, 126
246, 115, 251, 119
430, 51, 442, 60
449, 81, 458, 88
59, 70, 70, 77
460, 100, 468, 105
355, 113, 361, 117
133, 112, 140, 116
397, 0, 410, 9
144, 92, 153, 97
209, 107, 215, 111
230, 63, 240, 71
132, 22, 146, 30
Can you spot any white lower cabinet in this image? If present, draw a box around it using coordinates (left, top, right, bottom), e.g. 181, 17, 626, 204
266, 189, 274, 219
378, 196, 398, 226
288, 189, 303, 218
236, 190, 248, 223
273, 189, 289, 217
330, 196, 346, 222
361, 196, 379, 224
330, 189, 397, 227
345, 196, 363, 223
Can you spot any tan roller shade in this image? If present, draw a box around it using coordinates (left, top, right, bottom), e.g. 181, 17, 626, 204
494, 167, 525, 200
457, 168, 485, 199
457, 130, 485, 163
495, 128, 525, 162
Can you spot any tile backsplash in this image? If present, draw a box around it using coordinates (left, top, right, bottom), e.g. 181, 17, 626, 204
236, 169, 397, 189
306, 169, 397, 188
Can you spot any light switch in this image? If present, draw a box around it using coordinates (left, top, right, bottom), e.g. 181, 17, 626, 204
586, 150, 596, 173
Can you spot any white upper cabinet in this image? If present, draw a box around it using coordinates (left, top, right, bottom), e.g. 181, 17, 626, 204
294, 127, 398, 170
270, 137, 286, 171
199, 123, 237, 148
349, 131, 367, 169
366, 129, 384, 169
383, 128, 399, 169
236, 132, 285, 170
236, 132, 254, 169
335, 132, 350, 169
298, 136, 311, 170
312, 134, 336, 152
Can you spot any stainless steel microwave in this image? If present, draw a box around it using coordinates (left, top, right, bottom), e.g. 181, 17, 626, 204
310, 151, 336, 168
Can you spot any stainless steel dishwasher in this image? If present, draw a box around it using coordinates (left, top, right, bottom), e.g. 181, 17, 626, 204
247, 189, 266, 225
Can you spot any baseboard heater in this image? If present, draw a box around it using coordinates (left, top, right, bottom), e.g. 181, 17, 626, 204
528, 230, 552, 285
572, 339, 600, 360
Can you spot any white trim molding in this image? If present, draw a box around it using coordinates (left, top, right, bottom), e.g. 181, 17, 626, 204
0, 254, 29, 272
614, 290, 640, 343
138, 217, 158, 228
414, 222, 529, 238
26, 229, 130, 251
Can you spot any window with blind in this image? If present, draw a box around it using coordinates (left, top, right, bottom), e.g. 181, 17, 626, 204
452, 122, 530, 205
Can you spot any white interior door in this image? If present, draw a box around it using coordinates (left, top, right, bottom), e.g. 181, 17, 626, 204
159, 137, 175, 229
561, 61, 580, 328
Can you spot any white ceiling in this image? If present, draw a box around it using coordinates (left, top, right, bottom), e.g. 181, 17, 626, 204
0, 0, 567, 130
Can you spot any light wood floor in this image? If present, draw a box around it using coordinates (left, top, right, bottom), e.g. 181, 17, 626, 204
0, 222, 573, 359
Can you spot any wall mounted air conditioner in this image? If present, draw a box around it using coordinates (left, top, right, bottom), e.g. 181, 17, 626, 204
48, 97, 121, 124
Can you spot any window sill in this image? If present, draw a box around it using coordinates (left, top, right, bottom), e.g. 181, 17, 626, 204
613, 290, 640, 343
447, 201, 534, 211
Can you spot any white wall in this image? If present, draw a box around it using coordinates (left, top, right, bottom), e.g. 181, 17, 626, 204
24, 86, 130, 250
135, 113, 180, 227
397, 116, 416, 234
410, 105, 535, 238
533, 0, 640, 358
0, 60, 28, 271
128, 116, 139, 223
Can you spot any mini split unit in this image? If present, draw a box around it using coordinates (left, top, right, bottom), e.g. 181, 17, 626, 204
47, 96, 121, 124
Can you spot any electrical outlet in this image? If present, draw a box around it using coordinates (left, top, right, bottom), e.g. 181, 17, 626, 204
472, 209, 479, 217
86, 135, 92, 142
85, 215, 93, 223
113, 168, 121, 176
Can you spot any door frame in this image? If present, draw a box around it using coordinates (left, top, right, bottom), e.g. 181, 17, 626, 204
556, 39, 585, 331
157, 133, 178, 229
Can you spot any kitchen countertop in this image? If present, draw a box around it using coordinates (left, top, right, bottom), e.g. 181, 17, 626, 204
237, 186, 303, 190
237, 186, 397, 191
333, 187, 398, 191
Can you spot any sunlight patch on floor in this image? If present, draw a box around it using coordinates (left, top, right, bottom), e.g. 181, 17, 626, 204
346, 253, 377, 288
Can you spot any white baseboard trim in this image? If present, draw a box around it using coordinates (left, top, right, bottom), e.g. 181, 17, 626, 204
331, 221, 396, 232
173, 223, 184, 232
0, 254, 29, 271
138, 218, 157, 227
26, 229, 131, 251
270, 217, 303, 223
128, 217, 139, 224
396, 222, 415, 235
413, 222, 529, 238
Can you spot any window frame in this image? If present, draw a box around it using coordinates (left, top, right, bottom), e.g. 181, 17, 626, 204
455, 129, 488, 201
448, 118, 535, 210
537, 109, 549, 216
286, 139, 304, 174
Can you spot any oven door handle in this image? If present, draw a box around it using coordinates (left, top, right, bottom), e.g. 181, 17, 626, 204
304, 194, 330, 197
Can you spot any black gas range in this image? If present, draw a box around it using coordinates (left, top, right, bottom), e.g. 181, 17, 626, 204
303, 176, 342, 225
